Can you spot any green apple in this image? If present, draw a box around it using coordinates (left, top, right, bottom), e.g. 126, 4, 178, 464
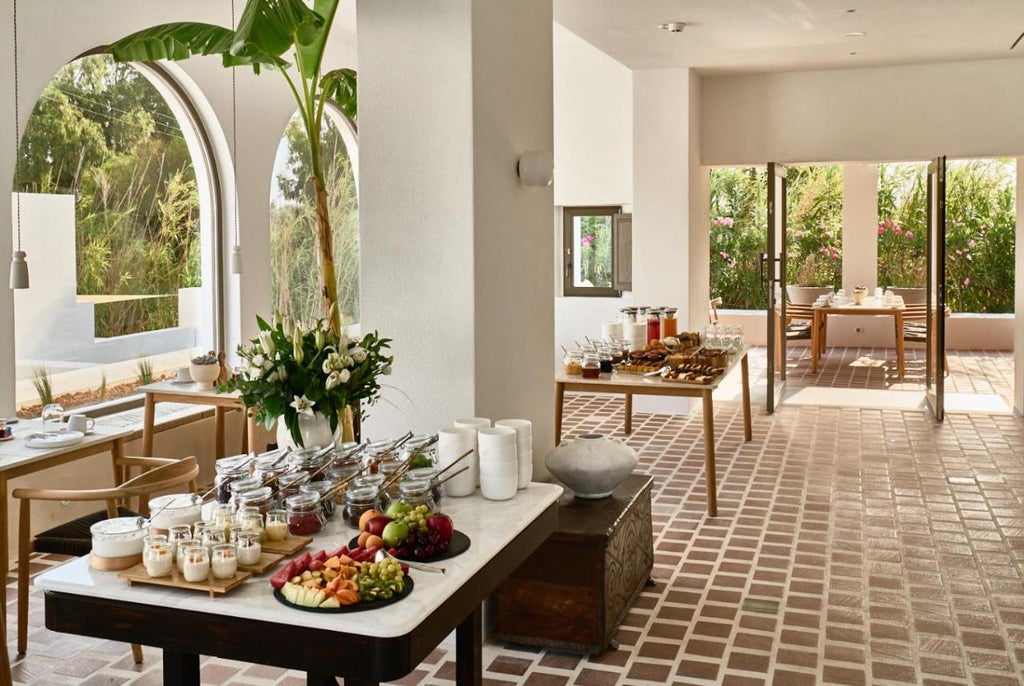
385, 500, 413, 519
382, 520, 410, 547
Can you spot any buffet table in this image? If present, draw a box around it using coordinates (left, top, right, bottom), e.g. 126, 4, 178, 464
554, 345, 751, 517
38, 484, 562, 685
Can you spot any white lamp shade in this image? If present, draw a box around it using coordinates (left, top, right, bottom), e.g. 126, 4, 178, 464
517, 150, 554, 187
9, 250, 29, 289
230, 245, 243, 274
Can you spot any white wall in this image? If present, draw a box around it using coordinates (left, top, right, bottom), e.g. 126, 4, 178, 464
701, 58, 1024, 165
842, 164, 880, 292
552, 23, 633, 361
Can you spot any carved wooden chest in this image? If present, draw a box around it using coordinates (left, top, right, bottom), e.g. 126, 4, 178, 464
493, 474, 654, 654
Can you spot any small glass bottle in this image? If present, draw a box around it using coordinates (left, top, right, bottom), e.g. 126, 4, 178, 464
581, 353, 601, 379
647, 307, 662, 343
343, 486, 381, 529
285, 492, 324, 536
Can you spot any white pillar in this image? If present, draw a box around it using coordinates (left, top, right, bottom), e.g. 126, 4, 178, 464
633, 68, 692, 413
842, 163, 879, 291
357, 0, 555, 465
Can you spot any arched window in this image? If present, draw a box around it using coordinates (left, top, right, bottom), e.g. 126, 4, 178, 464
12, 54, 218, 414
270, 107, 359, 327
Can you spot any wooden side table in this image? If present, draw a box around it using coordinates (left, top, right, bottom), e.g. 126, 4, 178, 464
494, 474, 654, 654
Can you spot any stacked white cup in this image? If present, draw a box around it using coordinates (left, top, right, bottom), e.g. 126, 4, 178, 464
495, 419, 532, 490
437, 426, 478, 496
476, 427, 518, 500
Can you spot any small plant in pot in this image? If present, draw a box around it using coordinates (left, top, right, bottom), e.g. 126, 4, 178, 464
190, 353, 221, 390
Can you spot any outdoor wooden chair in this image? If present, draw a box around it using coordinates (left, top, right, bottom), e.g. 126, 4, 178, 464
902, 303, 950, 372
774, 303, 826, 367
12, 455, 199, 660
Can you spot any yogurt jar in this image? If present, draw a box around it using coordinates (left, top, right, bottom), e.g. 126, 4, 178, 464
211, 543, 238, 579
90, 517, 147, 559
144, 541, 173, 578
182, 545, 210, 582
148, 493, 202, 531
236, 531, 262, 566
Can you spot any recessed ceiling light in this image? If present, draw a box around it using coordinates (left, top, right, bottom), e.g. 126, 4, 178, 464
849, 51, 858, 56
658, 22, 687, 33
844, 31, 866, 38
846, 8, 857, 13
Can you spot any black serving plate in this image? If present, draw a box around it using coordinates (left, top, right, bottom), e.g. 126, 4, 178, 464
273, 576, 414, 613
348, 529, 471, 563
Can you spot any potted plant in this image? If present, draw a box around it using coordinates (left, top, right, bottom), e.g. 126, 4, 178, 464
105, 0, 355, 335
787, 253, 836, 305
221, 313, 392, 448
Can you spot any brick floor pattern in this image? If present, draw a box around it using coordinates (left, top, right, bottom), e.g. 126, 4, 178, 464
4, 348, 1023, 685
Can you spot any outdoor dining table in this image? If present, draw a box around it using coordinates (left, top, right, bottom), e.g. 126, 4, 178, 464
0, 419, 132, 686
810, 297, 906, 376
37, 483, 562, 686
554, 344, 752, 517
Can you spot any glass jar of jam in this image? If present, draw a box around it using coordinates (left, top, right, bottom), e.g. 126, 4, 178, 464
581, 353, 601, 379
405, 467, 443, 506
327, 457, 362, 506
288, 448, 329, 478
597, 345, 613, 374
365, 440, 397, 472
397, 478, 437, 515
213, 455, 251, 504
254, 452, 289, 484
277, 471, 311, 502
647, 307, 662, 343
343, 486, 381, 529
229, 477, 262, 507
236, 486, 273, 515
300, 480, 336, 519
285, 492, 324, 536
563, 350, 582, 376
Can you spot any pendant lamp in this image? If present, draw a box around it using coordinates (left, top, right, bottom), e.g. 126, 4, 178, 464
228, 0, 242, 274
9, 0, 28, 289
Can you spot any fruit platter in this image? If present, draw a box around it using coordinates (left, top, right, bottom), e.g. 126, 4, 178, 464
270, 546, 412, 613
349, 501, 469, 563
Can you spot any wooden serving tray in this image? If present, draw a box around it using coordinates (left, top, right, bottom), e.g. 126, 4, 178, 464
261, 534, 313, 555
238, 550, 285, 574
118, 563, 251, 598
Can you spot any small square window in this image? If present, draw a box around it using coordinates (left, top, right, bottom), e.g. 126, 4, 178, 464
562, 206, 630, 297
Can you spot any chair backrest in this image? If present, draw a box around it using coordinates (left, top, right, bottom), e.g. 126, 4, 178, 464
708, 297, 722, 324
118, 456, 200, 511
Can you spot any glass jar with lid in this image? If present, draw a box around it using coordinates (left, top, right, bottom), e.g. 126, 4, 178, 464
277, 471, 311, 502
253, 451, 289, 484
662, 307, 678, 338
646, 307, 662, 343
214, 455, 252, 504
300, 480, 336, 519
234, 505, 264, 537
343, 486, 381, 529
581, 353, 601, 379
327, 457, 362, 506
379, 461, 403, 503
597, 344, 613, 374
285, 492, 325, 536
563, 350, 583, 376
228, 476, 262, 507
365, 439, 398, 473
397, 478, 437, 515
405, 467, 443, 505
288, 447, 329, 478
236, 486, 273, 516
401, 435, 437, 469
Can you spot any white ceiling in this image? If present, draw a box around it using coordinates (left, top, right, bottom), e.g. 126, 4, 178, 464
553, 0, 1024, 73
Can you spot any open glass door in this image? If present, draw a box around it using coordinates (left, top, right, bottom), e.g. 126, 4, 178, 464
764, 163, 788, 413
926, 156, 946, 421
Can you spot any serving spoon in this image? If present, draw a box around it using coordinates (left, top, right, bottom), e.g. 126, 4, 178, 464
374, 548, 445, 574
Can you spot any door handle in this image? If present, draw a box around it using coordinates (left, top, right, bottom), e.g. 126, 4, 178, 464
759, 253, 769, 288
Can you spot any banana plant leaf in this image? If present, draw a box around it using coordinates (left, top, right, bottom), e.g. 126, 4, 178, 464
320, 68, 357, 120
297, 0, 341, 80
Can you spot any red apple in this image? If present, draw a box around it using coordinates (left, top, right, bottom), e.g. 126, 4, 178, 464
427, 513, 454, 544
365, 515, 393, 537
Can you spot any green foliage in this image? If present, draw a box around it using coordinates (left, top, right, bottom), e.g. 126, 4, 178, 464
709, 165, 843, 309
136, 358, 154, 385
221, 314, 393, 447
878, 160, 1016, 313
577, 216, 613, 288
32, 367, 54, 406
15, 55, 200, 337
271, 114, 359, 325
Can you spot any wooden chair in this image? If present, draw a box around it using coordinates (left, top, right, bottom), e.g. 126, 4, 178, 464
774, 303, 826, 367
902, 304, 950, 372
12, 455, 199, 660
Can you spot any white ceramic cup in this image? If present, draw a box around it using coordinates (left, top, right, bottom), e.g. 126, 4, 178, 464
495, 419, 533, 489
454, 417, 491, 431
176, 366, 191, 383
438, 426, 478, 497
477, 426, 517, 451
66, 414, 95, 434
479, 444, 517, 465
479, 471, 517, 500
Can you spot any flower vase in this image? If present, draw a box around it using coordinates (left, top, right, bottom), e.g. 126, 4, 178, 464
275, 412, 337, 451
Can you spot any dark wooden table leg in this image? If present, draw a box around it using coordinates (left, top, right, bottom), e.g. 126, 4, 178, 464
456, 605, 483, 686
741, 353, 752, 441
164, 650, 200, 685
554, 382, 565, 445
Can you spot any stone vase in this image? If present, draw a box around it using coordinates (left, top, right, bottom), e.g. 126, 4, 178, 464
544, 434, 638, 499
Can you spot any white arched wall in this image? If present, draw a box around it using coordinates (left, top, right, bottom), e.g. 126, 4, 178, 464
698, 57, 1024, 414
0, 0, 358, 416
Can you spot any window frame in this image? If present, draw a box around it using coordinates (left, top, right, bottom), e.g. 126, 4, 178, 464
562, 205, 624, 297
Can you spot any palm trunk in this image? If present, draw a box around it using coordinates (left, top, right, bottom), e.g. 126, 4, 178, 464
313, 174, 340, 335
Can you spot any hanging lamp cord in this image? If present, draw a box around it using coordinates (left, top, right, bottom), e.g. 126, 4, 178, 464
12, 0, 21, 252
231, 0, 239, 249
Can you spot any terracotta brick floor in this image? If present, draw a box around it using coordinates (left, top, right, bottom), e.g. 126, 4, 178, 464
5, 348, 1022, 684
